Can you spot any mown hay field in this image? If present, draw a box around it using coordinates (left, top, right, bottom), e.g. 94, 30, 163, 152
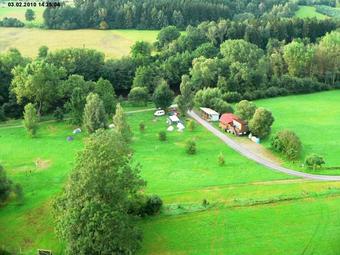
0, 27, 159, 58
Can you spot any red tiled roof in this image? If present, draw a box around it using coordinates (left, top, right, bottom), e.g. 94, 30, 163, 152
220, 113, 238, 124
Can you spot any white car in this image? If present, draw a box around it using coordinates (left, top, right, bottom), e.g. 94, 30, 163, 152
154, 109, 165, 117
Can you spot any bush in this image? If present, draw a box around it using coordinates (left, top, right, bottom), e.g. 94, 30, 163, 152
99, 20, 109, 29
186, 139, 196, 154
305, 154, 325, 170
202, 199, 209, 207
0, 17, 24, 27
218, 152, 225, 166
128, 87, 149, 106
53, 107, 64, 121
271, 130, 302, 160
139, 121, 145, 132
159, 131, 166, 141
223, 91, 242, 103
278, 75, 329, 94
143, 195, 163, 215
128, 195, 163, 216
0, 248, 11, 255
0, 165, 13, 203
265, 86, 288, 98
187, 119, 195, 131
212, 98, 234, 113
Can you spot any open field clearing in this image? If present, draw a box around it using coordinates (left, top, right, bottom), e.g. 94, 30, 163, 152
0, 6, 45, 26
256, 90, 340, 174
295, 5, 329, 19
2, 110, 340, 254
0, 27, 159, 58
141, 196, 340, 255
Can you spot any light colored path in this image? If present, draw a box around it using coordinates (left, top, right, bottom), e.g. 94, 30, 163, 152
0, 108, 155, 130
188, 110, 340, 181
125, 108, 155, 114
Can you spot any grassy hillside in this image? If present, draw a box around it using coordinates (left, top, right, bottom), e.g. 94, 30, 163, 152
0, 6, 45, 26
0, 28, 159, 58
256, 90, 340, 173
2, 110, 340, 254
295, 5, 329, 19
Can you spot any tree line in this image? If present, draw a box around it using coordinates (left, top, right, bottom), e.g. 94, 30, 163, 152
42, 0, 305, 30
0, 17, 339, 122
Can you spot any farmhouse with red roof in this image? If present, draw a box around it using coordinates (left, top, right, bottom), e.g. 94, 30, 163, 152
219, 113, 248, 136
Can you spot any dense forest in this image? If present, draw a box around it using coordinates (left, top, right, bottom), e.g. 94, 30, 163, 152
43, 0, 299, 29
1, 16, 339, 121
42, 0, 338, 29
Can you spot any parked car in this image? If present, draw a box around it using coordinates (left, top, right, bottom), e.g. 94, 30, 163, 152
154, 109, 165, 117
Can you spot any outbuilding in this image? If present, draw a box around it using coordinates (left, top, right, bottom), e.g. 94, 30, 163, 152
200, 107, 219, 122
219, 113, 248, 136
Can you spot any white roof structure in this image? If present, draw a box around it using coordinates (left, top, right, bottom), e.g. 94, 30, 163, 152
200, 107, 219, 115
169, 104, 178, 108
169, 115, 180, 122
177, 123, 185, 130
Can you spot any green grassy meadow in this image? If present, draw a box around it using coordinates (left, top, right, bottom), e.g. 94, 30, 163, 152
256, 90, 340, 174
2, 109, 340, 254
0, 6, 45, 26
295, 5, 329, 19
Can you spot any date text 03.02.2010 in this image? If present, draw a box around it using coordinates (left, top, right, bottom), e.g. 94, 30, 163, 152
6, 1, 63, 8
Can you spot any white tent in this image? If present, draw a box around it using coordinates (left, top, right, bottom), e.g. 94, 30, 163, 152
167, 126, 174, 132
169, 115, 180, 123
73, 128, 81, 134
177, 123, 185, 130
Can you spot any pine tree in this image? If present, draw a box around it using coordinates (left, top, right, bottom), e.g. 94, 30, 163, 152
83, 93, 107, 134
113, 103, 133, 143
23, 103, 38, 137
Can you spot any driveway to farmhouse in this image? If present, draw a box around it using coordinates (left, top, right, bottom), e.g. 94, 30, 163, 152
188, 110, 340, 181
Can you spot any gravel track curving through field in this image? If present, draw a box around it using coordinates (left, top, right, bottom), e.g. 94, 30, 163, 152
188, 110, 340, 181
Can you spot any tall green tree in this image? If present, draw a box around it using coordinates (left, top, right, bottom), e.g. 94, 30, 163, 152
175, 75, 194, 115
132, 65, 161, 93
152, 80, 174, 110
249, 107, 274, 139
11, 61, 65, 115
113, 103, 133, 143
131, 41, 152, 59
283, 40, 315, 77
94, 78, 116, 115
67, 87, 87, 125
53, 129, 145, 255
156, 26, 181, 49
83, 93, 107, 133
220, 39, 264, 68
314, 31, 340, 85
235, 100, 257, 121
25, 9, 35, 21
23, 103, 38, 137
